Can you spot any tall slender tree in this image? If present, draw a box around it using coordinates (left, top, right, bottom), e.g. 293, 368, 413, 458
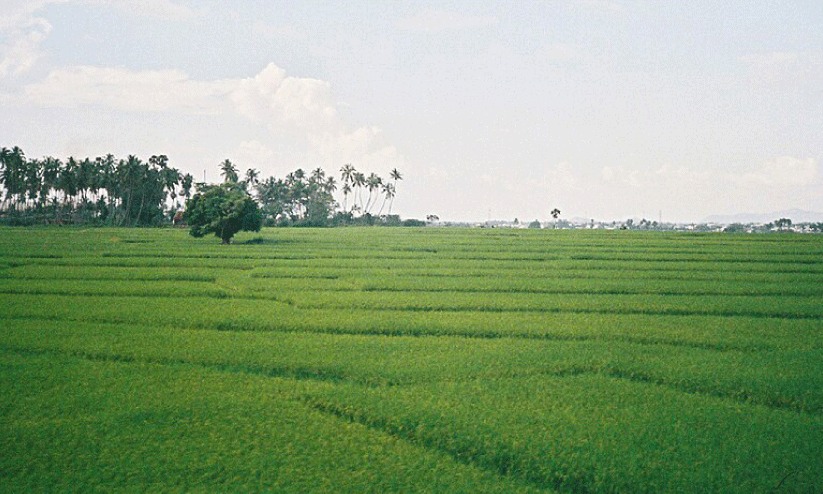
352, 171, 366, 213
364, 173, 382, 214
377, 182, 395, 216
388, 168, 402, 215
220, 159, 239, 183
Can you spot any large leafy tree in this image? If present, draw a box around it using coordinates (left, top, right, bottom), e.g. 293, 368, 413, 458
184, 183, 262, 244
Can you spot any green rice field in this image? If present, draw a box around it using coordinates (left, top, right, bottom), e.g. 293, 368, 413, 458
1, 226, 821, 492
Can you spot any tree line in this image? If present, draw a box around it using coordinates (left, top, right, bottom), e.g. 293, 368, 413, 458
0, 146, 192, 226
0, 146, 403, 228
233, 160, 402, 227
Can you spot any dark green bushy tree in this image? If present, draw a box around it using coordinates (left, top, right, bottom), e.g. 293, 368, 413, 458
184, 183, 262, 244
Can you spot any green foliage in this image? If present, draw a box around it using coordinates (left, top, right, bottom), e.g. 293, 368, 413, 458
402, 218, 427, 227
0, 351, 535, 493
1, 227, 822, 492
0, 147, 188, 226
1, 146, 407, 229
184, 184, 262, 244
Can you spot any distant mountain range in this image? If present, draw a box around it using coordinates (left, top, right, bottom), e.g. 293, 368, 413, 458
702, 209, 823, 224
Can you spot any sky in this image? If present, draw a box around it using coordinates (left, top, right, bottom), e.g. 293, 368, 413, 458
1, 0, 822, 223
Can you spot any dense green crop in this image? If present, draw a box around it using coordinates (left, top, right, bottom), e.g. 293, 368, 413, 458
0, 226, 821, 492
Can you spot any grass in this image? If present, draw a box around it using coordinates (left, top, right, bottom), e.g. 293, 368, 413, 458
0, 226, 821, 492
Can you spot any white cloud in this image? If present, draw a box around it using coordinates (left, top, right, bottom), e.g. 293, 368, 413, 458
0, 16, 52, 77
313, 126, 400, 167
24, 65, 235, 113
542, 161, 580, 190
599, 165, 641, 187
397, 8, 497, 32
0, 0, 193, 78
235, 140, 275, 170
21, 62, 402, 171
0, 1, 57, 78
228, 63, 402, 169
250, 21, 306, 41
100, 0, 194, 20
231, 63, 338, 130
611, 157, 818, 191
742, 156, 818, 187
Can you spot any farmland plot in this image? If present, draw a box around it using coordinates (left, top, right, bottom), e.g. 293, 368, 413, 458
0, 226, 821, 492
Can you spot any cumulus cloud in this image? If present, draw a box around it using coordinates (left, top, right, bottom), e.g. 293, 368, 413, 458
22, 62, 402, 170
1, 0, 194, 78
600, 165, 642, 187
0, 2, 56, 78
0, 17, 51, 77
235, 140, 275, 169
610, 157, 819, 191
397, 8, 497, 32
228, 63, 402, 167
231, 64, 338, 131
742, 156, 818, 187
542, 161, 581, 190
24, 65, 235, 112
100, 0, 194, 20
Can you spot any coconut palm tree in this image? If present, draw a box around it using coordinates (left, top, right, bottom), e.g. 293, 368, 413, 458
310, 167, 325, 183
220, 159, 239, 183
352, 171, 366, 213
181, 173, 194, 201
388, 168, 402, 215
245, 168, 259, 186
341, 182, 352, 212
339, 164, 355, 212
0, 146, 26, 210
377, 182, 395, 216
364, 173, 382, 214
41, 156, 61, 216
24, 157, 42, 212
324, 176, 337, 194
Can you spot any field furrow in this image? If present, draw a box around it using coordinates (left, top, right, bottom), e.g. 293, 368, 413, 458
1, 226, 821, 493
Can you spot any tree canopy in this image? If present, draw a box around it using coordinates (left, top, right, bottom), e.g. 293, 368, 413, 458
184, 183, 262, 244
1, 145, 405, 229
0, 146, 191, 226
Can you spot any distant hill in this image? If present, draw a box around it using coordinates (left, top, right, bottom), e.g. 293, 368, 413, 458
702, 209, 823, 224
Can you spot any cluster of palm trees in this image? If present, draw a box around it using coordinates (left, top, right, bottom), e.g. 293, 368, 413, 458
1, 145, 403, 228
0, 146, 192, 226
207, 159, 402, 227
339, 165, 401, 217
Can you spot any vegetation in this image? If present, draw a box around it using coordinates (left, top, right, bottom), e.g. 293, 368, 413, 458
184, 183, 262, 244
0, 146, 404, 228
0, 146, 191, 226
1, 227, 821, 492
